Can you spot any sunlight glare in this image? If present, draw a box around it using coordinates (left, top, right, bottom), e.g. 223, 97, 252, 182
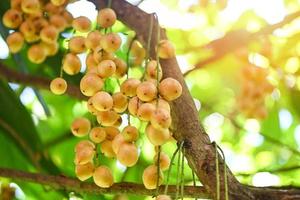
252, 172, 280, 186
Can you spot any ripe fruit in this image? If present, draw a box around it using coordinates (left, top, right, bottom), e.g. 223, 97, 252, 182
154, 152, 170, 171
27, 44, 46, 64
89, 127, 106, 143
6, 32, 24, 53
72, 16, 91, 32
117, 143, 139, 167
159, 78, 182, 101
92, 91, 113, 111
93, 47, 114, 63
41, 41, 59, 56
75, 162, 94, 181
150, 108, 172, 129
122, 126, 139, 142
19, 20, 40, 43
101, 140, 116, 158
51, 0, 66, 6
93, 166, 114, 188
146, 124, 170, 146
156, 195, 172, 200
157, 40, 175, 59
63, 53, 81, 75
86, 53, 99, 70
97, 59, 116, 78
69, 36, 86, 54
50, 77, 67, 95
100, 33, 121, 53
112, 92, 128, 113
75, 140, 95, 153
85, 31, 102, 51
10, 0, 22, 9
80, 74, 104, 96
97, 111, 119, 126
40, 25, 58, 43
87, 97, 99, 115
97, 8, 117, 28
21, 0, 40, 14
74, 145, 95, 165
104, 126, 120, 140
113, 58, 127, 78
112, 134, 125, 154
136, 81, 157, 102
71, 117, 91, 137
2, 9, 22, 29
120, 78, 141, 97
145, 60, 162, 81
128, 96, 142, 116
150, 98, 171, 112
49, 14, 67, 32
137, 103, 155, 121
142, 165, 164, 189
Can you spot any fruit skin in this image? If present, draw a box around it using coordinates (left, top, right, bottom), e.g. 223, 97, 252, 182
50, 77, 67, 95
80, 74, 104, 97
146, 124, 170, 146
75, 162, 94, 181
92, 91, 113, 111
112, 92, 128, 113
97, 8, 117, 28
85, 31, 102, 51
154, 152, 170, 171
93, 47, 115, 63
6, 32, 24, 53
117, 143, 139, 167
40, 25, 59, 44
128, 96, 142, 116
112, 133, 125, 154
71, 117, 91, 137
150, 108, 172, 129
75, 140, 95, 153
89, 127, 106, 143
113, 58, 127, 78
137, 103, 155, 121
72, 16, 91, 32
51, 0, 66, 6
159, 78, 182, 101
49, 14, 67, 32
2, 9, 23, 29
120, 78, 141, 97
100, 33, 122, 53
63, 53, 81, 75
145, 60, 162, 81
104, 126, 120, 140
41, 41, 59, 56
142, 165, 164, 189
74, 145, 95, 165
157, 40, 175, 59
21, 0, 41, 14
122, 126, 139, 142
136, 81, 157, 102
101, 140, 116, 158
69, 36, 86, 54
93, 165, 114, 188
28, 44, 46, 64
96, 111, 119, 126
156, 195, 172, 200
97, 59, 116, 78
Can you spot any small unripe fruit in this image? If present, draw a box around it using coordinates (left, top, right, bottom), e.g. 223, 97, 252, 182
80, 74, 104, 96
150, 98, 171, 112
117, 143, 139, 167
63, 53, 81, 75
157, 40, 175, 59
93, 166, 114, 188
86, 53, 99, 70
69, 36, 86, 54
85, 31, 102, 51
145, 60, 163, 81
72, 16, 91, 32
75, 162, 94, 181
87, 97, 99, 115
6, 32, 24, 53
101, 140, 116, 158
21, 0, 40, 14
146, 124, 170, 146
113, 58, 127, 78
51, 0, 66, 6
74, 145, 95, 165
2, 9, 22, 29
154, 152, 170, 171
104, 126, 120, 140
97, 8, 116, 28
41, 41, 59, 56
89, 127, 106, 143
97, 111, 119, 126
75, 140, 95, 153
128, 96, 142, 116
97, 59, 116, 78
71, 117, 91, 137
159, 78, 182, 101
136, 81, 157, 102
156, 195, 172, 200
142, 165, 164, 189
150, 108, 172, 129
120, 78, 141, 97
100, 33, 121, 53
50, 77, 67, 95
112, 133, 125, 154
122, 125, 139, 142
27, 44, 46, 64
93, 47, 114, 63
112, 92, 128, 113
137, 103, 155, 121
49, 14, 67, 32
40, 25, 58, 44
92, 91, 113, 111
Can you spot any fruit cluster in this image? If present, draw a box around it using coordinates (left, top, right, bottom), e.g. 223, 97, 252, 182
237, 65, 274, 119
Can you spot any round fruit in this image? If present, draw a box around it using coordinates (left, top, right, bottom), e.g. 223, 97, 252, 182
150, 108, 172, 129
49, 14, 67, 32
112, 92, 128, 113
120, 78, 141, 97
85, 31, 102, 51
75, 162, 94, 181
93, 166, 114, 188
41, 41, 59, 56
69, 36, 86, 54
71, 117, 91, 137
146, 124, 170, 146
117, 143, 139, 167
101, 140, 116, 158
72, 16, 91, 32
10, 0, 22, 9
156, 195, 172, 200
97, 111, 119, 126
159, 78, 182, 101
74, 145, 95, 165
92, 91, 113, 111
6, 32, 24, 53
50, 77, 67, 95
87, 97, 99, 115
19, 20, 39, 43
97, 59, 116, 78
112, 133, 125, 154
51, 0, 66, 6
63, 53, 81, 75
80, 74, 104, 97
93, 47, 114, 63
86, 53, 99, 70
136, 81, 157, 102
21, 0, 40, 14
128, 96, 142, 116
104, 126, 120, 140
75, 140, 95, 153
122, 126, 139, 142
100, 33, 121, 53
142, 165, 164, 189
157, 40, 175, 59
137, 103, 155, 121
40, 25, 58, 43
145, 60, 162, 81
112, 58, 127, 78
154, 152, 170, 171
2, 9, 22, 29
97, 8, 116, 28
89, 127, 106, 143
27, 44, 46, 64
150, 98, 171, 112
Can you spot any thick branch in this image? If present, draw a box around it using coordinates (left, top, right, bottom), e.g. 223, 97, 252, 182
0, 167, 209, 198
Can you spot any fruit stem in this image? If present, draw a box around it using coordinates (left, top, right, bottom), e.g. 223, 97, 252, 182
192, 170, 198, 200
215, 142, 220, 200
155, 145, 161, 196
175, 142, 184, 200
217, 144, 229, 200
154, 13, 160, 105
180, 145, 185, 200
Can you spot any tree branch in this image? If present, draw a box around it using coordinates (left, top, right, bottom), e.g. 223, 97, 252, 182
0, 167, 209, 199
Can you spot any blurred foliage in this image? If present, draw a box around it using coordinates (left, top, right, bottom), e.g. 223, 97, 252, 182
1, 0, 300, 199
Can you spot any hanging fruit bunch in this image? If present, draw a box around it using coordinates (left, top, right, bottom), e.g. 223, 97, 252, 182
237, 65, 274, 119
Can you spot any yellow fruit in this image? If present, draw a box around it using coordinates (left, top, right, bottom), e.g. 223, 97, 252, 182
101, 140, 116, 158
19, 20, 39, 43
86, 53, 99, 71
97, 59, 116, 78
112, 92, 128, 113
74, 145, 95, 165
112, 133, 125, 154
69, 36, 86, 54
150, 108, 172, 129
51, 0, 66, 6
49, 14, 67, 32
87, 97, 99, 115
122, 125, 139, 142
156, 195, 172, 200
92, 91, 113, 111
50, 77, 67, 95
100, 33, 121, 53
104, 126, 120, 140
10, 0, 22, 9
142, 165, 164, 189
145, 60, 162, 81
157, 40, 175, 59
62, 11, 74, 27
93, 166, 114, 188
137, 103, 155, 121
41, 41, 59, 56
75, 162, 94, 181
150, 98, 171, 112
113, 58, 127, 78
159, 78, 182, 101
85, 31, 102, 51
154, 152, 170, 171
80, 74, 104, 97
2, 9, 22, 29
27, 44, 46, 64
6, 32, 24, 53
75, 140, 95, 152
146, 124, 170, 146
130, 40, 146, 66
128, 96, 142, 116
136, 81, 157, 102
89, 127, 106, 143
93, 47, 114, 63
97, 111, 119, 126
120, 78, 141, 97
40, 25, 58, 44
112, 116, 122, 128
72, 16, 91, 32
97, 8, 116, 28
71, 117, 91, 137
117, 143, 139, 167
63, 53, 81, 75
21, 0, 40, 14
